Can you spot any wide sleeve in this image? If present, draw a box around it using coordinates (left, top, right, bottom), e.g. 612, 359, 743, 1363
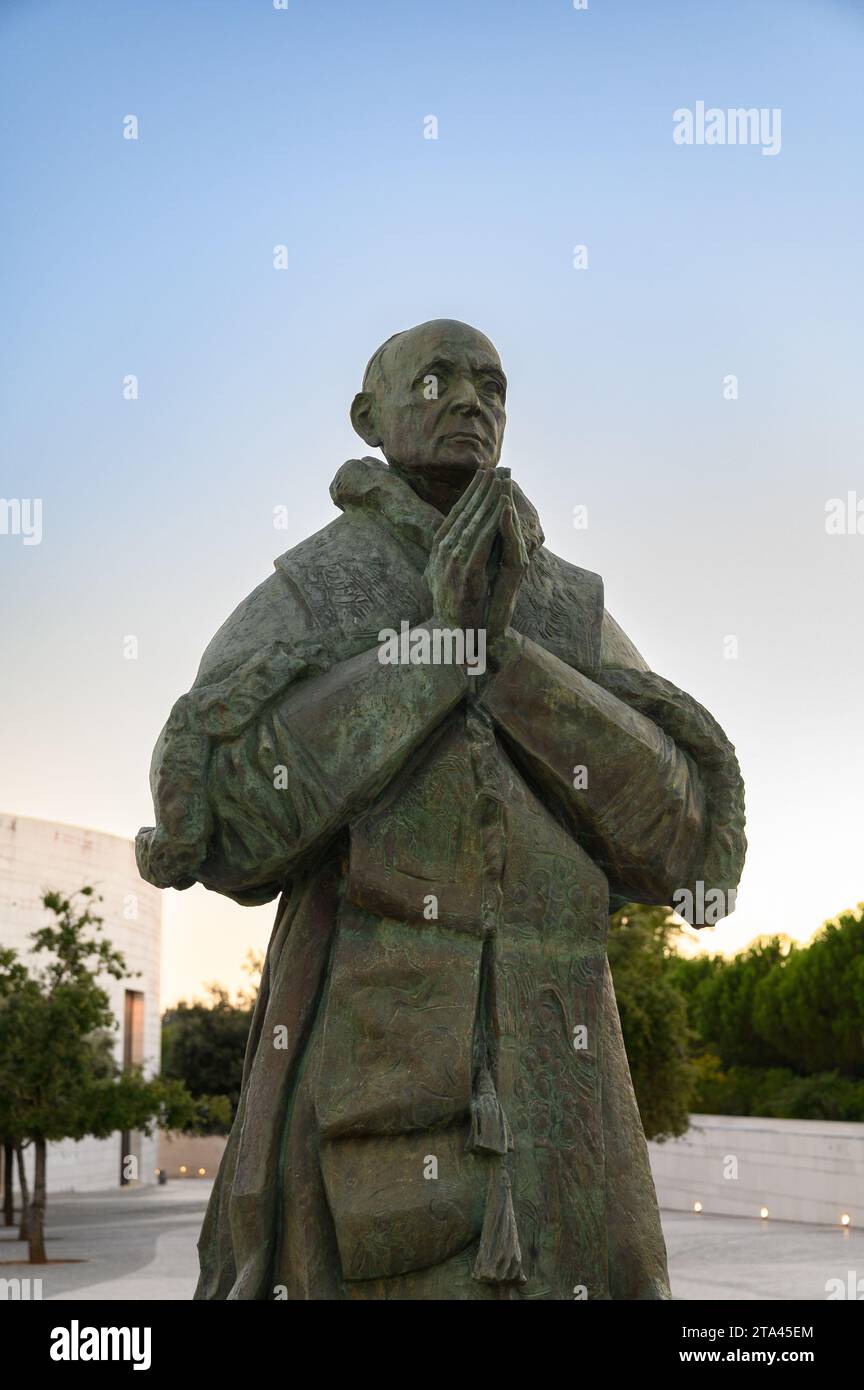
479, 629, 745, 917
137, 623, 468, 905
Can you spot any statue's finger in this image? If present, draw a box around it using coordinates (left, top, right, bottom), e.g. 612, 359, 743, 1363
438, 474, 493, 562
499, 501, 524, 570
460, 491, 504, 570
434, 468, 487, 551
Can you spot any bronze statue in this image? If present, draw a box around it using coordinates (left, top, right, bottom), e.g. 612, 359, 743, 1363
138, 319, 745, 1300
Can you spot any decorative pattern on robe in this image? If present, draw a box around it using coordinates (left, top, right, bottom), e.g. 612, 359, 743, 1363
137, 457, 746, 1300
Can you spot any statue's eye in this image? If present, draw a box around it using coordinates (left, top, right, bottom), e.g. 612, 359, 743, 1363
418, 371, 447, 395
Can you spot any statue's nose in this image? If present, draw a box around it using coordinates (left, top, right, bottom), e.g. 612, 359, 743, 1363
451, 379, 482, 414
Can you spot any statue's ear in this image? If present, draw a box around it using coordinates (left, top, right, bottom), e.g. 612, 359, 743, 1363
350, 392, 381, 447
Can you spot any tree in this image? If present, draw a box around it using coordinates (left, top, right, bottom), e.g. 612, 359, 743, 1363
665, 903, 864, 1119
161, 951, 262, 1131
2, 1140, 13, 1226
672, 935, 793, 1070
751, 906, 864, 1076
0, 945, 31, 1240
608, 903, 698, 1140
0, 888, 227, 1264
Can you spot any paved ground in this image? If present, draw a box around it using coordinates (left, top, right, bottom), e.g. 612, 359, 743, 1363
1, 1186, 861, 1300
0, 1182, 208, 1301
661, 1210, 862, 1301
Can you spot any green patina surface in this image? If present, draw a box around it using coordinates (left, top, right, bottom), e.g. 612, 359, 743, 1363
138, 321, 746, 1299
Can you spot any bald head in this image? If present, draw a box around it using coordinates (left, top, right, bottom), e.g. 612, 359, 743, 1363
362, 319, 501, 394
351, 320, 507, 500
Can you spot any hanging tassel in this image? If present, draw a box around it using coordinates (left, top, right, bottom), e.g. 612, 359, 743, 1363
473, 1165, 526, 1285
467, 1065, 514, 1156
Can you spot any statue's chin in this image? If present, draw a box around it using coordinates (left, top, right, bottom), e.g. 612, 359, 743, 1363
395, 455, 495, 481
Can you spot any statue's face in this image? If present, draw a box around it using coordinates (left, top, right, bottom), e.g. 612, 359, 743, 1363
354, 320, 507, 482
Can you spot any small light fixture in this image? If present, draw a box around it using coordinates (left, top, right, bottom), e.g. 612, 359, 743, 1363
693, 1201, 703, 1213
760, 1206, 769, 1219
198, 1167, 206, 1176
180, 1165, 187, 1174
841, 1213, 851, 1227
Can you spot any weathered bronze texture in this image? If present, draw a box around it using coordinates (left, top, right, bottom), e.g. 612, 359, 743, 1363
138, 320, 745, 1300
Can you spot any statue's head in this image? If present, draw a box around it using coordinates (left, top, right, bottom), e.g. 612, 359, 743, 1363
350, 320, 507, 492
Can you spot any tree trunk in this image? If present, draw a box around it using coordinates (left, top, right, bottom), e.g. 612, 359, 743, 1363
2, 1141, 14, 1226
28, 1137, 47, 1265
15, 1144, 30, 1242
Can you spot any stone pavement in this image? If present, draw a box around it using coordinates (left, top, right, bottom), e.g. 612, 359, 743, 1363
661, 1210, 862, 1301
0, 1181, 210, 1301
1, 1184, 861, 1300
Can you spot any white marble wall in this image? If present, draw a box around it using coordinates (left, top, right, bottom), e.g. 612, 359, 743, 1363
649, 1113, 864, 1226
0, 813, 162, 1193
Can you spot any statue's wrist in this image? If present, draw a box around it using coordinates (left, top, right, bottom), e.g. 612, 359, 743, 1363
486, 629, 522, 674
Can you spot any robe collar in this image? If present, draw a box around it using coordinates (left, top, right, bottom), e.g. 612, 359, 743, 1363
330, 455, 544, 562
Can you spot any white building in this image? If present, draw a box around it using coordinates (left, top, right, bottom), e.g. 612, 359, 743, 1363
0, 813, 162, 1193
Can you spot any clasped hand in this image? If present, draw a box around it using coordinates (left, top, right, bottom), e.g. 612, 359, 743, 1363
425, 469, 530, 644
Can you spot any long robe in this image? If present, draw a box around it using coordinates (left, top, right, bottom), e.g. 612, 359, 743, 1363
137, 457, 746, 1300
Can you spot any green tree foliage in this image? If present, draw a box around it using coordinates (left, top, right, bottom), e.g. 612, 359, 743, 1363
669, 936, 792, 1069
690, 1058, 864, 1121
750, 908, 864, 1075
162, 990, 251, 1130
608, 904, 697, 1141
669, 904, 864, 1119
161, 950, 262, 1132
610, 901, 864, 1129
0, 889, 227, 1264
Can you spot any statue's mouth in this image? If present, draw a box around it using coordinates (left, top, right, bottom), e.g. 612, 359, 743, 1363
441, 430, 487, 450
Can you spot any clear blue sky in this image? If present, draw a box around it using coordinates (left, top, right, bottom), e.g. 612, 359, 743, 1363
2, 0, 863, 1003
